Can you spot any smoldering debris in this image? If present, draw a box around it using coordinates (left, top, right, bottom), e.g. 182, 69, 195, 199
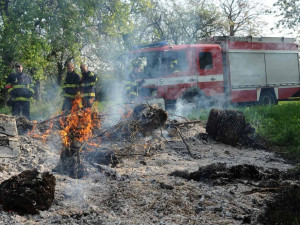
83, 148, 119, 167
169, 163, 299, 185
0, 169, 56, 215
206, 108, 246, 145
104, 104, 168, 141
16, 116, 34, 135
53, 141, 86, 179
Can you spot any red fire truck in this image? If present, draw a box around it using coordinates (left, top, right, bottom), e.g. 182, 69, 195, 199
119, 36, 300, 108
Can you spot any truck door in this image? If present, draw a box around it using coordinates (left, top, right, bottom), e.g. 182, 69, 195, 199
158, 49, 192, 100
196, 47, 224, 97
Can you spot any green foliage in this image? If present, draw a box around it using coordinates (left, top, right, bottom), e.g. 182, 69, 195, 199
186, 108, 210, 121
274, 0, 300, 30
238, 102, 300, 161
0, 0, 149, 91
218, 0, 266, 36
130, 0, 222, 45
242, 102, 300, 145
0, 104, 11, 115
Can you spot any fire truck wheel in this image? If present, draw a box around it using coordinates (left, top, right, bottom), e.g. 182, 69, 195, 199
259, 90, 278, 106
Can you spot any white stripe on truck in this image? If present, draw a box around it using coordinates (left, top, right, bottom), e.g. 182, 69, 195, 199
141, 74, 223, 87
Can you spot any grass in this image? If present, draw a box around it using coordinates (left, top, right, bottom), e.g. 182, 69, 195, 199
242, 101, 300, 162
0, 97, 108, 122
0, 104, 11, 115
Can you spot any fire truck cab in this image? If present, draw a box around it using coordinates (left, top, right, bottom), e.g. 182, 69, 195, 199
119, 36, 300, 108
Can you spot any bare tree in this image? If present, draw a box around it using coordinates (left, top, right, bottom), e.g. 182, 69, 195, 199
219, 0, 266, 36
136, 0, 222, 45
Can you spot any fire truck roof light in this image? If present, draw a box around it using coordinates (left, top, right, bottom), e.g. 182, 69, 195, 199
132, 41, 168, 50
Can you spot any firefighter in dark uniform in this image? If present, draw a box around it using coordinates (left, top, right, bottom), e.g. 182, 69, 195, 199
125, 60, 143, 101
80, 64, 97, 109
5, 63, 34, 120
61, 62, 81, 112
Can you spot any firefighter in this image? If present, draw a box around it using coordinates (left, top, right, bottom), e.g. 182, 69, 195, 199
80, 63, 97, 109
5, 63, 34, 120
169, 59, 180, 73
125, 60, 143, 101
61, 62, 81, 112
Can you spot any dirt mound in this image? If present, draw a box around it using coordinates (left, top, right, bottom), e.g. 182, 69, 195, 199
170, 163, 290, 184
206, 108, 246, 145
0, 169, 56, 215
258, 183, 300, 225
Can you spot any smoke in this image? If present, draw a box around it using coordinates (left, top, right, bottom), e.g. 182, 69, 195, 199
62, 180, 91, 210
31, 78, 63, 122
101, 80, 126, 127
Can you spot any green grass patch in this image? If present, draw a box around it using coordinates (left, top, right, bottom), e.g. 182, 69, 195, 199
241, 101, 300, 162
0, 104, 11, 115
186, 108, 210, 121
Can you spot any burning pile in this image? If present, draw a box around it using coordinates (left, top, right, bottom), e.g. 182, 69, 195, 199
53, 99, 166, 179
59, 97, 101, 147
54, 97, 101, 178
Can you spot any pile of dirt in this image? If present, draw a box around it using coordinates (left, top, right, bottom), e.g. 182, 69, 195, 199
170, 163, 300, 187
205, 108, 264, 149
0, 169, 56, 215
258, 183, 300, 225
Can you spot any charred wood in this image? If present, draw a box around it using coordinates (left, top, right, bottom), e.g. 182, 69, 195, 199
53, 140, 86, 179
107, 104, 167, 140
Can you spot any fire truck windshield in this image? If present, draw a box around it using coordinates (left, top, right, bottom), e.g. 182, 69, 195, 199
120, 49, 189, 81
121, 51, 164, 80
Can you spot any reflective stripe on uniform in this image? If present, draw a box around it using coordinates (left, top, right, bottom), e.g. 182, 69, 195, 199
81, 82, 95, 87
11, 84, 35, 91
125, 81, 137, 86
81, 93, 95, 97
13, 97, 32, 101
128, 91, 138, 96
62, 84, 79, 88
64, 93, 78, 98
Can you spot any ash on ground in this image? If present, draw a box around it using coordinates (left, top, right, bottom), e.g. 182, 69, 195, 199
0, 116, 298, 225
